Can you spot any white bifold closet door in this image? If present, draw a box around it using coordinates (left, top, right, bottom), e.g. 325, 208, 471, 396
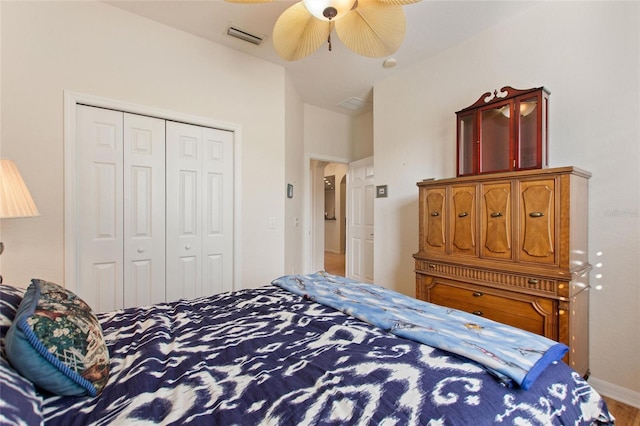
165, 121, 234, 302
75, 105, 233, 312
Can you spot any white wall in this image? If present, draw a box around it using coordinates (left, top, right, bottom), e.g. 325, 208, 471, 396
0, 1, 286, 290
284, 73, 305, 276
373, 1, 640, 402
352, 110, 374, 160
304, 104, 353, 159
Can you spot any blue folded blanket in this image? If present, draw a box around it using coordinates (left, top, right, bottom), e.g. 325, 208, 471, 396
272, 272, 568, 390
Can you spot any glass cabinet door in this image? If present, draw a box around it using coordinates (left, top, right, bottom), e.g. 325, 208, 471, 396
457, 113, 475, 176
480, 102, 511, 174
517, 96, 540, 169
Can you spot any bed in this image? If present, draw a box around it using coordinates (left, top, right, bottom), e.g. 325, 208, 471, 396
0, 273, 614, 425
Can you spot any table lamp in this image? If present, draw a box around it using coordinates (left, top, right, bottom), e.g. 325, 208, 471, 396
0, 159, 39, 282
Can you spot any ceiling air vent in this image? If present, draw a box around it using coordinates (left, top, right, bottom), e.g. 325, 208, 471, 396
227, 25, 264, 46
338, 97, 368, 111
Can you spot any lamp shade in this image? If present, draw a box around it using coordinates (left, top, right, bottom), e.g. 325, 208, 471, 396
0, 159, 39, 219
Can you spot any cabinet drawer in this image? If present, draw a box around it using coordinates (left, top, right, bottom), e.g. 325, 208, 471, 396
428, 280, 556, 338
415, 260, 560, 296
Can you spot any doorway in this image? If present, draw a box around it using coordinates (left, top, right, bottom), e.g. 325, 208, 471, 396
306, 156, 373, 280
323, 165, 347, 276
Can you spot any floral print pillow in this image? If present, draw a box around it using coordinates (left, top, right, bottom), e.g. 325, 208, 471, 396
5, 279, 110, 396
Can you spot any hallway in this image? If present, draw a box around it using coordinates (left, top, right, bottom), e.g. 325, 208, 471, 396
324, 251, 345, 276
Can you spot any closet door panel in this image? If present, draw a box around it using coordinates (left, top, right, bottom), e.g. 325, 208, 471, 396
123, 113, 166, 308
203, 128, 234, 295
76, 105, 124, 312
166, 123, 234, 300
166, 122, 204, 302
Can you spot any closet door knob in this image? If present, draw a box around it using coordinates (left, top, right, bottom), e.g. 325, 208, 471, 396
185, 244, 191, 250
137, 247, 144, 253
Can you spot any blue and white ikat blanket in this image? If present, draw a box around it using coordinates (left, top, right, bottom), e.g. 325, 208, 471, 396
273, 272, 568, 390
0, 282, 611, 425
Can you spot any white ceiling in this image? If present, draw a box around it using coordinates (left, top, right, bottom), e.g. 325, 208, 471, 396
105, 1, 537, 116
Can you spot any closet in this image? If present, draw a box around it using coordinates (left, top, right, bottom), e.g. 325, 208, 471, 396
74, 105, 234, 312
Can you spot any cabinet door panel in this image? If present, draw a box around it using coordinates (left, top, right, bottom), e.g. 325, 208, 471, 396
520, 179, 556, 264
420, 187, 446, 253
451, 186, 476, 255
481, 183, 512, 259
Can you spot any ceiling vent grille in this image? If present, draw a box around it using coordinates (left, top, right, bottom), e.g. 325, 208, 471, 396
338, 97, 368, 111
227, 25, 264, 46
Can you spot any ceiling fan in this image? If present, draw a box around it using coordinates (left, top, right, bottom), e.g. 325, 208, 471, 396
225, 0, 422, 61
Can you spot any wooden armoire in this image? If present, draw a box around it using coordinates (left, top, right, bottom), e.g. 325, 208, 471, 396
413, 166, 591, 377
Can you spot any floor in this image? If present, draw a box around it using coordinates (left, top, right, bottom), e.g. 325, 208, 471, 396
324, 251, 345, 276
603, 396, 640, 425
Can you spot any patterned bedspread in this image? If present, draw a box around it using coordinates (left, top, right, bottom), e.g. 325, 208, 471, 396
40, 285, 613, 425
273, 273, 568, 390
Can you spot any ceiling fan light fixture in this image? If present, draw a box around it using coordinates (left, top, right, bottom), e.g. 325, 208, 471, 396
303, 0, 357, 21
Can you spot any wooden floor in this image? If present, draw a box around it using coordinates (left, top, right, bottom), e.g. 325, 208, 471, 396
603, 396, 640, 425
325, 251, 639, 424
324, 251, 345, 276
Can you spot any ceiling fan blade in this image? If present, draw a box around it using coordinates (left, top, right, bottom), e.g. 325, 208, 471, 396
375, 0, 422, 5
335, 1, 406, 58
273, 2, 332, 61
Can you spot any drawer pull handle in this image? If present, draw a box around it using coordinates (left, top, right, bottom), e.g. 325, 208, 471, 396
430, 212, 440, 217
529, 211, 544, 218
472, 311, 484, 316
472, 292, 483, 297
528, 279, 539, 285
428, 263, 436, 269
458, 212, 469, 218
490, 212, 503, 218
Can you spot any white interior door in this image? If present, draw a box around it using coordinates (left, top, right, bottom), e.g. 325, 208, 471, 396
76, 105, 124, 312
123, 113, 166, 308
346, 157, 374, 282
165, 122, 234, 301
